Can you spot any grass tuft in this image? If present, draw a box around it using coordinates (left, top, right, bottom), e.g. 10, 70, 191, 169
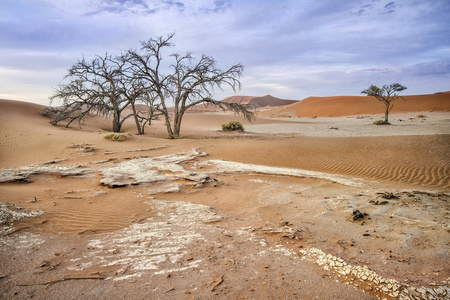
373, 120, 390, 125
104, 132, 132, 141
222, 121, 244, 131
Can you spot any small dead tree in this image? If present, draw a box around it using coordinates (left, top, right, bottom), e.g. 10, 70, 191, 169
117, 59, 162, 135
135, 92, 162, 134
126, 33, 254, 138
361, 83, 407, 124
117, 75, 151, 135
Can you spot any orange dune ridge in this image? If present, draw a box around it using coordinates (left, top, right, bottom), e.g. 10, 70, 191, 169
263, 92, 450, 117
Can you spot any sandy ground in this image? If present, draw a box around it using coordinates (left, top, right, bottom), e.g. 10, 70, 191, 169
0, 99, 449, 299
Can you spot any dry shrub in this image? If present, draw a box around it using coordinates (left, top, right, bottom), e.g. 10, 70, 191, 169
104, 132, 132, 141
373, 120, 390, 125
222, 121, 244, 131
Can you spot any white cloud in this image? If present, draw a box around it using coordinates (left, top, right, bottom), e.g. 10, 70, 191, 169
0, 0, 449, 104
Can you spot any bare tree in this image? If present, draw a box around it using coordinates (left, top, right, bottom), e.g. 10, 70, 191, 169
49, 34, 252, 137
125, 34, 174, 135
122, 82, 161, 135
117, 73, 153, 135
50, 53, 134, 132
126, 33, 254, 138
134, 92, 162, 134
361, 83, 407, 124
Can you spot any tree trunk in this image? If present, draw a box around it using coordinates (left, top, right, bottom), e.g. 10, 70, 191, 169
163, 113, 173, 137
172, 112, 183, 139
131, 103, 142, 135
141, 120, 148, 135
112, 109, 121, 132
157, 96, 173, 137
384, 104, 390, 123
148, 106, 158, 126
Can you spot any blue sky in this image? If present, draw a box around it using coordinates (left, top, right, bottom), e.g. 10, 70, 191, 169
1, 0, 449, 105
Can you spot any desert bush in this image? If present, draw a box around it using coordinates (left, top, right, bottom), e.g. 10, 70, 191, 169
104, 132, 132, 141
222, 121, 244, 131
373, 120, 390, 125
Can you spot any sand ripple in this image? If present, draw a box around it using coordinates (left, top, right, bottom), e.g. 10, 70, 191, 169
311, 161, 449, 189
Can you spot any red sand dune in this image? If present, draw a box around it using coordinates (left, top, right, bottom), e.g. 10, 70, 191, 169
223, 94, 298, 108
263, 92, 450, 117
187, 94, 298, 112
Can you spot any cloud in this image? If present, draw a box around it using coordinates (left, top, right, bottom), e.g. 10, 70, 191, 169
383, 1, 396, 14
82, 0, 187, 16
0, 0, 449, 104
209, 0, 232, 12
404, 62, 450, 77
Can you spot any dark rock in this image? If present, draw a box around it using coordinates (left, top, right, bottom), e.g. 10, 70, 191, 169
352, 210, 368, 221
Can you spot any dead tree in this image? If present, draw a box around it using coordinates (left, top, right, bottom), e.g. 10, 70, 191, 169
50, 53, 133, 132
126, 33, 254, 138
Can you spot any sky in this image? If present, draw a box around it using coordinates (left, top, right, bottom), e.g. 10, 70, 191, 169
1, 0, 449, 105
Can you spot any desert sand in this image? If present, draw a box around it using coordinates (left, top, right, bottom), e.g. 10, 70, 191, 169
0, 94, 449, 299
262, 92, 450, 118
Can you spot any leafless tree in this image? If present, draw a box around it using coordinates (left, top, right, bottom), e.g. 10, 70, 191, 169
361, 83, 407, 124
50, 53, 134, 132
135, 93, 162, 135
126, 33, 254, 138
50, 34, 252, 137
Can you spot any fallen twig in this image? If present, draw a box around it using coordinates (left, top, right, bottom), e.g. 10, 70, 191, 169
78, 229, 97, 234
18, 274, 106, 286
210, 274, 224, 291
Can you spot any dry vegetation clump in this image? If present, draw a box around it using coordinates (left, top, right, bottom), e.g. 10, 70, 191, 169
373, 120, 390, 125
104, 132, 133, 141
222, 121, 244, 131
